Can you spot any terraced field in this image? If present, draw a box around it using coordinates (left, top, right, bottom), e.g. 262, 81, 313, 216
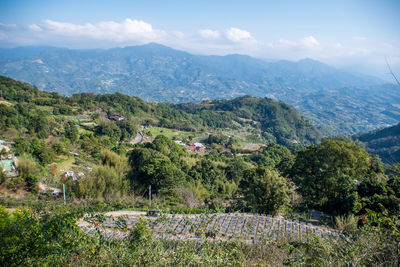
80, 212, 342, 243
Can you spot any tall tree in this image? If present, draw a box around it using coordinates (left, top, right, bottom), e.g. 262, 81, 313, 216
241, 166, 291, 214
291, 140, 379, 215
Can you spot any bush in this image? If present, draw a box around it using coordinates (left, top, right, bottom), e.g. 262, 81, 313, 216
16, 155, 41, 180
129, 217, 153, 250
25, 174, 38, 192
335, 214, 358, 235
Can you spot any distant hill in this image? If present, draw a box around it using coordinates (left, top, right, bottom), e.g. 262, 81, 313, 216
174, 96, 322, 146
1, 43, 399, 135
353, 123, 400, 164
0, 75, 322, 147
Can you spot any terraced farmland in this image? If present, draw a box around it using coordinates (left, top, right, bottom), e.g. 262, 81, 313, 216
79, 212, 342, 243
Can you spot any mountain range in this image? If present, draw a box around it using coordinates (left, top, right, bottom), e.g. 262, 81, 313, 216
0, 43, 399, 136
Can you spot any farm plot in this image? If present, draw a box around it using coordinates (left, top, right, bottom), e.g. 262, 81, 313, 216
79, 212, 342, 243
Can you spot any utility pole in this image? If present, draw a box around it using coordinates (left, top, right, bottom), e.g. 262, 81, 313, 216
148, 185, 151, 209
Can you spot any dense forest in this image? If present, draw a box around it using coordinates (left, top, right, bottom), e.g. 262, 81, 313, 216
0, 75, 399, 266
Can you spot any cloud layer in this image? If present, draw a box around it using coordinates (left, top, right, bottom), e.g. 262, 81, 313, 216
0, 18, 399, 80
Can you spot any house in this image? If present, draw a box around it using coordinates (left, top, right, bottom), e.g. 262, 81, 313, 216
109, 115, 125, 121
63, 171, 75, 178
188, 145, 196, 151
63, 171, 77, 180
193, 142, 205, 148
199, 147, 206, 152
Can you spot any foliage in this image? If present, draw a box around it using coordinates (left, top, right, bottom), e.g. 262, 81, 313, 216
241, 166, 291, 214
64, 121, 79, 142
334, 214, 359, 235
128, 147, 187, 194
0, 205, 87, 267
353, 122, 400, 164
68, 150, 130, 202
285, 210, 400, 266
129, 217, 153, 250
2, 44, 398, 136
250, 142, 294, 175
16, 155, 42, 181
290, 140, 378, 215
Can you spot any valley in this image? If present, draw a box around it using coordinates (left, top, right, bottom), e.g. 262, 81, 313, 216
1, 44, 399, 135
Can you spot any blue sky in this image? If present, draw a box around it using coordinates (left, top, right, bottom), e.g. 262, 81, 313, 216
0, 0, 399, 79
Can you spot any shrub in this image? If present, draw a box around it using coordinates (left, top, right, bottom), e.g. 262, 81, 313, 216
335, 214, 358, 235
129, 217, 153, 250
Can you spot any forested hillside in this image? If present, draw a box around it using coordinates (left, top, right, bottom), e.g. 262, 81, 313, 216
1, 44, 399, 135
0, 75, 321, 146
0, 75, 398, 217
353, 122, 400, 164
1, 76, 399, 266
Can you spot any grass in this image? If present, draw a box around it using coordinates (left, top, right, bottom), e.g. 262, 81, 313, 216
36, 105, 53, 113
146, 127, 201, 141
56, 156, 75, 175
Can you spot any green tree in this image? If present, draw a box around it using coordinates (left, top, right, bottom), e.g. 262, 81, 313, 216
52, 138, 72, 155
64, 121, 79, 142
189, 159, 226, 189
25, 174, 38, 192
241, 166, 291, 214
129, 147, 186, 193
225, 157, 251, 183
250, 142, 294, 175
30, 112, 49, 139
29, 138, 55, 165
291, 140, 378, 215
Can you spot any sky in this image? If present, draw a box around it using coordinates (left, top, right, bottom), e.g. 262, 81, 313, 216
0, 0, 399, 80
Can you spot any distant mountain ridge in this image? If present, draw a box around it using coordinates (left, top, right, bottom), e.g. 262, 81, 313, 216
0, 43, 399, 135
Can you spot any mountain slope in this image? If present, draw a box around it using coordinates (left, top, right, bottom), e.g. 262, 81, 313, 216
1, 43, 398, 135
353, 123, 400, 164
0, 75, 321, 146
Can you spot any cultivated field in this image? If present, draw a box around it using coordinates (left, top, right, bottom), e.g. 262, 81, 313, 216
80, 212, 342, 243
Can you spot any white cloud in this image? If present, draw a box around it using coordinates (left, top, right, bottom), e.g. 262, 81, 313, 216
198, 29, 220, 40
41, 19, 164, 43
1, 18, 397, 79
28, 24, 42, 32
0, 23, 17, 28
301, 36, 320, 49
277, 39, 296, 47
226, 27, 255, 43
